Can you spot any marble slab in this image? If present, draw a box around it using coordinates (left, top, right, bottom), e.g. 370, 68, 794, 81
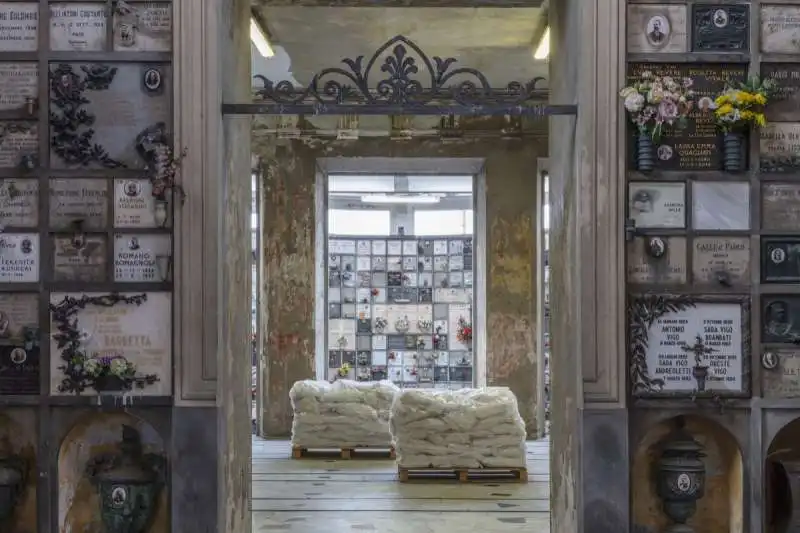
691, 182, 750, 230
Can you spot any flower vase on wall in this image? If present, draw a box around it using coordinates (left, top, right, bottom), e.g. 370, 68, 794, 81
636, 133, 655, 172
153, 200, 168, 227
722, 132, 745, 172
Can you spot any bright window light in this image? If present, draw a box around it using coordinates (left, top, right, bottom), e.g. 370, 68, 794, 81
534, 27, 550, 60
414, 210, 473, 236
328, 209, 391, 236
250, 18, 274, 58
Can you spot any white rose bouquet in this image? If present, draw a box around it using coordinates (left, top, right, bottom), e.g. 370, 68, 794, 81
619, 71, 696, 142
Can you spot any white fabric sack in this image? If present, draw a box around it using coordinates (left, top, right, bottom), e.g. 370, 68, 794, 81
290, 379, 399, 448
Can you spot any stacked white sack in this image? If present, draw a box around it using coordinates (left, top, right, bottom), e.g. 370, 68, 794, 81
390, 387, 527, 468
290, 379, 399, 448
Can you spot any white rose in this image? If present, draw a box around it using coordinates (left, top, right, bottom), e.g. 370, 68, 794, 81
624, 93, 645, 113
110, 358, 129, 377
84, 358, 99, 376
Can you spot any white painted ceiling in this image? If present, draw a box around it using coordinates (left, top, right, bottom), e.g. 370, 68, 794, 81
251, 7, 549, 89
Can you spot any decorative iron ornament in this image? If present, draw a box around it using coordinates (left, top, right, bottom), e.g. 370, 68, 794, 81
226, 35, 574, 117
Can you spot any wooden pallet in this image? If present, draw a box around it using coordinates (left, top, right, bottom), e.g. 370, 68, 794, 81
291, 446, 396, 460
398, 466, 528, 483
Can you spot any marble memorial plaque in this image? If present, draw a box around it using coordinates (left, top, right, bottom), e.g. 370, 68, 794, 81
761, 6, 800, 54
763, 183, 800, 231
0, 3, 38, 52
692, 237, 750, 286
692, 182, 750, 230
49, 179, 108, 230
760, 122, 800, 173
0, 233, 36, 282
0, 63, 37, 112
691, 4, 749, 52
49, 291, 172, 395
762, 238, 800, 283
627, 236, 687, 284
632, 299, 745, 395
0, 179, 37, 228
762, 64, 800, 121
49, 64, 170, 169
50, 4, 107, 51
0, 293, 38, 394
53, 235, 106, 282
113, 2, 172, 52
114, 179, 163, 228
628, 182, 685, 229
628, 64, 747, 170
763, 296, 800, 343
763, 349, 800, 398
114, 233, 171, 282
0, 122, 37, 168
627, 5, 688, 53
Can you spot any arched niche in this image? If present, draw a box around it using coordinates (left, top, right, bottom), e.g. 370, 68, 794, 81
57, 412, 168, 533
631, 414, 744, 533
765, 417, 800, 533
0, 409, 36, 532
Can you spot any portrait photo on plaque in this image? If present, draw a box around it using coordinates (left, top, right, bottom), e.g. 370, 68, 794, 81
691, 4, 749, 52
762, 349, 800, 398
114, 233, 172, 282
0, 63, 37, 112
53, 234, 106, 282
0, 233, 37, 282
0, 293, 38, 394
0, 122, 37, 168
49, 178, 108, 230
113, 178, 165, 228
0, 179, 37, 228
0, 3, 39, 52
49, 3, 108, 52
762, 238, 800, 283
628, 182, 686, 229
629, 295, 749, 397
692, 182, 750, 230
113, 1, 172, 52
763, 296, 800, 344
49, 291, 172, 396
627, 5, 687, 53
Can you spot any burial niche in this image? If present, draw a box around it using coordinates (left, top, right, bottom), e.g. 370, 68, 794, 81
765, 417, 800, 533
0, 409, 35, 533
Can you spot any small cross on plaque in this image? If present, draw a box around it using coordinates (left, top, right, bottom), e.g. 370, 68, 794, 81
681, 335, 716, 392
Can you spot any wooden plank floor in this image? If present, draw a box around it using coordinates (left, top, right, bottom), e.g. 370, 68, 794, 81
251, 437, 550, 533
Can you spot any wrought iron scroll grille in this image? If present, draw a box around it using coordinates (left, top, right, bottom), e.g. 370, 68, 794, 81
222, 35, 577, 116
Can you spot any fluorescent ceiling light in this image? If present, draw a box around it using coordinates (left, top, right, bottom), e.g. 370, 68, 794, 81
250, 18, 274, 58
534, 27, 550, 59
361, 194, 441, 205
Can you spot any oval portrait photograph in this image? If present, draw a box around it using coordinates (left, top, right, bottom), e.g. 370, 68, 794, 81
645, 14, 671, 48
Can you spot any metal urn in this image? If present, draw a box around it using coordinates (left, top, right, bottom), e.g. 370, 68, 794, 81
0, 455, 25, 524
655, 418, 706, 533
87, 425, 165, 533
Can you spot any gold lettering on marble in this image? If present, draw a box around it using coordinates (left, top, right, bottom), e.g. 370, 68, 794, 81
0, 3, 38, 52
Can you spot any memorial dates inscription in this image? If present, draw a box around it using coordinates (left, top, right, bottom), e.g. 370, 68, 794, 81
0, 3, 38, 52
113, 1, 172, 52
629, 295, 748, 397
0, 63, 37, 112
50, 4, 107, 52
627, 236, 687, 285
692, 237, 750, 286
763, 183, 800, 231
0, 122, 37, 168
760, 123, 800, 173
763, 238, 800, 283
628, 63, 747, 170
0, 293, 38, 394
762, 64, 800, 121
762, 349, 800, 398
49, 179, 108, 230
0, 233, 37, 283
761, 5, 800, 55
53, 234, 106, 282
692, 4, 749, 52
0, 179, 37, 228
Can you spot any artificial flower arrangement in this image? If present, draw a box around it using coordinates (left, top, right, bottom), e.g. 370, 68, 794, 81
374, 317, 388, 332
710, 76, 774, 132
337, 362, 352, 377
456, 317, 473, 345
83, 353, 159, 392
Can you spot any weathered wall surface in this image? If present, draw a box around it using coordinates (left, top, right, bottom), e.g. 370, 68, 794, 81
255, 117, 543, 436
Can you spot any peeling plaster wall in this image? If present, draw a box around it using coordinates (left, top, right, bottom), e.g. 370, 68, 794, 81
255, 117, 544, 436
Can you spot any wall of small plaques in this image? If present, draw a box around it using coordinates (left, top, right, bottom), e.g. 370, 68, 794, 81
327, 235, 474, 388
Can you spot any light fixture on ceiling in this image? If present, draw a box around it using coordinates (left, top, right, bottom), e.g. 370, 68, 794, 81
361, 194, 442, 205
250, 17, 274, 58
534, 27, 550, 60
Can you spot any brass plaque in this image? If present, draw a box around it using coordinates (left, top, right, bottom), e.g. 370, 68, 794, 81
692, 237, 750, 285
761, 6, 800, 54
49, 64, 170, 169
49, 179, 108, 231
0, 122, 37, 168
763, 183, 800, 231
0, 293, 39, 394
760, 122, 800, 174
0, 63, 37, 112
0, 3, 38, 52
627, 236, 687, 284
52, 234, 106, 282
50, 4, 107, 51
763, 349, 800, 398
627, 5, 688, 53
113, 233, 171, 282
0, 179, 37, 228
0, 234, 38, 282
114, 2, 172, 52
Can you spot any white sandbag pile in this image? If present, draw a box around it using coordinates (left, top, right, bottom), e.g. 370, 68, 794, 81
390, 387, 527, 468
290, 379, 400, 448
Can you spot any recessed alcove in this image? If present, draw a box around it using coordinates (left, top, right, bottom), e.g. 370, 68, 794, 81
766, 417, 800, 533
0, 409, 36, 533
57, 412, 168, 533
631, 414, 744, 533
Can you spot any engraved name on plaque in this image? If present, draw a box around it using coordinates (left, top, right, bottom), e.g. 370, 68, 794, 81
760, 122, 800, 173
53, 235, 106, 282
762, 64, 800, 121
113, 1, 172, 52
50, 4, 107, 51
0, 63, 37, 112
627, 5, 688, 54
0, 122, 37, 168
49, 291, 172, 396
691, 4, 749, 52
628, 182, 686, 229
628, 63, 747, 170
763, 238, 800, 283
0, 3, 38, 52
49, 179, 108, 230
0, 179, 37, 228
692, 237, 750, 286
627, 236, 687, 284
763, 296, 800, 343
0, 234, 37, 283
113, 233, 171, 282
761, 6, 800, 55
763, 183, 800, 231
114, 179, 161, 227
0, 293, 38, 394
762, 349, 800, 398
